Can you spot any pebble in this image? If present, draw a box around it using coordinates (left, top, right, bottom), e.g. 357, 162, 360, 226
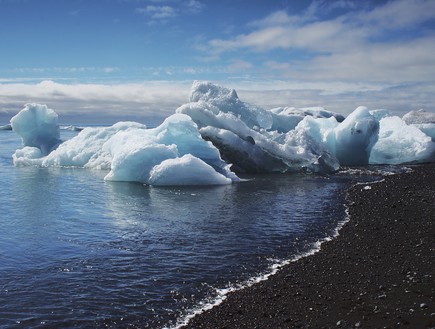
183, 164, 435, 329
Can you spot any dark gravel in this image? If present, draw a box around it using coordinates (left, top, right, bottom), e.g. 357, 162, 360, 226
182, 164, 435, 328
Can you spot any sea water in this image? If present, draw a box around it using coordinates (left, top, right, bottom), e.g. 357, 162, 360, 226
1, 128, 371, 328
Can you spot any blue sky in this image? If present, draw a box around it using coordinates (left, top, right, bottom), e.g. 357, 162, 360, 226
1, 0, 435, 123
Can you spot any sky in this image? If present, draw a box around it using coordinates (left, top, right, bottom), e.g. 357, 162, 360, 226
1, 0, 435, 124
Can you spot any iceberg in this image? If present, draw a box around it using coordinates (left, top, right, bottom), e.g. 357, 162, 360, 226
403, 109, 435, 124
9, 81, 435, 185
333, 106, 379, 166
178, 82, 340, 173
270, 106, 345, 133
12, 110, 238, 185
10, 103, 62, 155
402, 110, 435, 141
102, 114, 238, 184
369, 116, 435, 164
189, 81, 273, 130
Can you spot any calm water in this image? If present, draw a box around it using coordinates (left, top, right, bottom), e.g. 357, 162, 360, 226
1, 128, 356, 328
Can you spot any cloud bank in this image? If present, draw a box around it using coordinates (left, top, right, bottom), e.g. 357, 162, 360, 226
0, 81, 191, 124
1, 78, 431, 125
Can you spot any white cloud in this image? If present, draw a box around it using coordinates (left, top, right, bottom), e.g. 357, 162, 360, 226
185, 0, 204, 14
136, 5, 177, 19
361, 0, 435, 30
135, 0, 204, 22
267, 34, 435, 84
193, 0, 435, 117
0, 80, 191, 121
1, 78, 431, 123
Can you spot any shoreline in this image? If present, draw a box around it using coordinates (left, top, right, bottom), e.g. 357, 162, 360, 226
181, 164, 435, 328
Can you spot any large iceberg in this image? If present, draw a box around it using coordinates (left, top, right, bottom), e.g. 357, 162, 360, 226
9, 81, 435, 185
177, 83, 341, 173
12, 112, 238, 186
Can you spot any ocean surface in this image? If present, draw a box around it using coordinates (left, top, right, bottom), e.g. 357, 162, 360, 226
0, 127, 383, 328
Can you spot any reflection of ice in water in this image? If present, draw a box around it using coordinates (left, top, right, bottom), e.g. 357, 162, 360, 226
105, 181, 233, 233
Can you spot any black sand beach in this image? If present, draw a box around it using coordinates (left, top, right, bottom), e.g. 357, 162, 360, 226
183, 164, 435, 328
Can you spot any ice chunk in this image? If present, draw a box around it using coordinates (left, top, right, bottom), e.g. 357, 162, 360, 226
334, 106, 379, 166
179, 82, 340, 173
413, 124, 435, 141
369, 109, 390, 121
12, 146, 43, 166
42, 121, 147, 169
402, 109, 435, 124
402, 110, 435, 141
148, 154, 232, 186
102, 114, 238, 184
104, 144, 178, 183
200, 126, 291, 173
13, 110, 239, 185
189, 81, 273, 130
286, 116, 340, 173
369, 116, 435, 164
270, 107, 344, 133
0, 124, 12, 130
10, 103, 62, 155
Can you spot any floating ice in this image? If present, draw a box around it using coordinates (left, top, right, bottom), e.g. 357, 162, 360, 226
270, 106, 345, 133
333, 106, 379, 166
189, 81, 273, 130
149, 154, 232, 186
103, 114, 237, 184
403, 109, 435, 124
402, 110, 435, 141
12, 146, 43, 166
0, 123, 12, 130
9, 82, 435, 185
178, 82, 340, 173
11, 103, 62, 155
12, 109, 237, 185
370, 116, 435, 164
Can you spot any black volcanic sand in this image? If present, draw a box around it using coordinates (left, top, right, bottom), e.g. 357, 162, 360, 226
183, 164, 435, 328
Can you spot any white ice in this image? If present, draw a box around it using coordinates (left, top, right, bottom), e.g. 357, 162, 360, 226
370, 116, 435, 164
402, 110, 435, 141
149, 154, 232, 186
333, 106, 379, 166
10, 81, 435, 185
270, 106, 345, 133
12, 111, 238, 185
10, 103, 62, 155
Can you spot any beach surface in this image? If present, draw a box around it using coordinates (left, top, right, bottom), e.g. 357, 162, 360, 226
182, 164, 435, 328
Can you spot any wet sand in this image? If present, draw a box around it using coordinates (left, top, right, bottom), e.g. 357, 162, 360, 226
183, 164, 435, 328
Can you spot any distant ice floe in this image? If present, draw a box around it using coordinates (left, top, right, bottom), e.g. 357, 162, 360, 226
9, 82, 435, 185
